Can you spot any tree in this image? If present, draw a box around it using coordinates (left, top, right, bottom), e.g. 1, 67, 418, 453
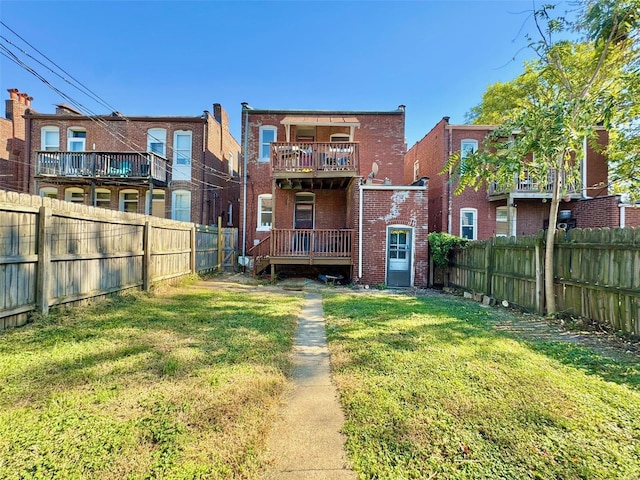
449, 0, 639, 315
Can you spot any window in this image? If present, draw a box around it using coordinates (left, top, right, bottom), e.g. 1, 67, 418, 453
67, 128, 86, 151
495, 206, 516, 237
65, 187, 85, 204
172, 131, 192, 181
228, 152, 234, 176
147, 128, 166, 156
413, 160, 420, 182
259, 126, 277, 162
119, 189, 139, 213
95, 188, 111, 209
227, 202, 233, 226
294, 192, 314, 230
460, 208, 477, 240
330, 133, 350, 142
172, 190, 191, 222
460, 139, 478, 174
145, 190, 166, 217
257, 194, 272, 230
39, 187, 57, 199
41, 127, 60, 151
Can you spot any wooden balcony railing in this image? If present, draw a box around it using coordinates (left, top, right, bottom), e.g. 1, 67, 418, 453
35, 151, 168, 183
271, 228, 353, 258
488, 170, 580, 197
271, 142, 359, 174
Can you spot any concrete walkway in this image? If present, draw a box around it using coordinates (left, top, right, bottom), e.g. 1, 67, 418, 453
262, 292, 357, 480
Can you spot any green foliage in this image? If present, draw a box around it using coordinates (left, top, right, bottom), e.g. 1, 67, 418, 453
323, 292, 640, 480
428, 232, 468, 268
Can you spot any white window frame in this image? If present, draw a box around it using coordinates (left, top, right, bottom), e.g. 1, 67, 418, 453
413, 160, 419, 182
41, 126, 60, 151
172, 190, 191, 222
39, 186, 57, 199
330, 133, 350, 142
259, 126, 277, 162
145, 189, 166, 217
65, 187, 85, 204
147, 128, 167, 156
67, 127, 86, 151
119, 189, 139, 213
94, 188, 111, 209
227, 202, 233, 226
460, 207, 477, 240
228, 151, 235, 176
173, 130, 192, 181
460, 139, 478, 174
257, 194, 273, 231
495, 206, 508, 237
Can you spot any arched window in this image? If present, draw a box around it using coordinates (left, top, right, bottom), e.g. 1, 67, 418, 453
119, 189, 139, 213
172, 190, 191, 222
65, 187, 85, 204
39, 187, 57, 199
259, 126, 277, 162
147, 128, 166, 156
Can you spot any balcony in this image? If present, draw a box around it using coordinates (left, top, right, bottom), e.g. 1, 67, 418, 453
35, 151, 168, 185
488, 170, 581, 200
271, 142, 359, 188
250, 228, 354, 274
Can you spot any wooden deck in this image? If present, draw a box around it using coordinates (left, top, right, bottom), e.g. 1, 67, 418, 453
271, 142, 359, 179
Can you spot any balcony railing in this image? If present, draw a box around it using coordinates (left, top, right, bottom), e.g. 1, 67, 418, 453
35, 151, 168, 183
488, 170, 580, 197
271, 142, 359, 174
271, 228, 353, 258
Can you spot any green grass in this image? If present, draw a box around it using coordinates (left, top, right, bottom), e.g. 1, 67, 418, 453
323, 292, 640, 480
0, 285, 302, 479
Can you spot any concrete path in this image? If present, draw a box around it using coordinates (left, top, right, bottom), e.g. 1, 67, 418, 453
262, 292, 357, 480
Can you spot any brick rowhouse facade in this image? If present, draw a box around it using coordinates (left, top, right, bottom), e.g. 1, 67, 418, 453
406, 118, 614, 239
20, 97, 240, 226
241, 105, 428, 285
0, 89, 31, 193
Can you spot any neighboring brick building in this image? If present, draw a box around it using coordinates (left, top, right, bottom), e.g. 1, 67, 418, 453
18, 91, 240, 226
241, 104, 428, 286
405, 118, 618, 240
0, 89, 31, 193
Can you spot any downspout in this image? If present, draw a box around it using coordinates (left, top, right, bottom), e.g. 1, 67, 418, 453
582, 135, 588, 198
620, 204, 626, 228
201, 116, 207, 224
241, 103, 249, 266
358, 180, 363, 280
446, 123, 453, 234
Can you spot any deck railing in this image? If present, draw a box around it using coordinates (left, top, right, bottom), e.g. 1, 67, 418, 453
35, 151, 168, 183
271, 142, 359, 174
488, 170, 580, 196
271, 229, 353, 258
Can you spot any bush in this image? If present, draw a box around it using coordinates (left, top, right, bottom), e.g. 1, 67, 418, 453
428, 232, 468, 268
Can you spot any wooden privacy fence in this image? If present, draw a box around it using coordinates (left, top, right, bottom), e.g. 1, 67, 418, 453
0, 192, 237, 330
448, 227, 640, 336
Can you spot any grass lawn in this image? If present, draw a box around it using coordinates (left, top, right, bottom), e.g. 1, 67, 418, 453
0, 281, 302, 479
323, 292, 640, 480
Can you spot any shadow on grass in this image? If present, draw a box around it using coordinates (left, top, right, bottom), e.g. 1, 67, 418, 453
324, 292, 640, 391
0, 290, 301, 405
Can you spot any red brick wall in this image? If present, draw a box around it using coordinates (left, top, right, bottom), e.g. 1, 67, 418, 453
1, 93, 29, 193
572, 195, 621, 228
623, 205, 640, 227
585, 129, 609, 197
358, 187, 429, 287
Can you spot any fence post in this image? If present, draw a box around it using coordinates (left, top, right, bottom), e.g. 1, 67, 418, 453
484, 237, 493, 296
217, 217, 223, 271
143, 220, 151, 291
190, 224, 196, 274
535, 233, 544, 314
36, 206, 52, 315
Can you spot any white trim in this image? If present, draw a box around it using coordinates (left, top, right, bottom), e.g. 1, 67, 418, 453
64, 186, 84, 203
94, 188, 111, 209
259, 126, 277, 162
620, 204, 626, 228
41, 126, 60, 151
330, 133, 351, 142
460, 139, 478, 157
147, 128, 166, 156
460, 207, 478, 240
257, 193, 273, 231
171, 189, 191, 222
39, 186, 57, 199
119, 189, 139, 213
582, 135, 588, 198
67, 127, 86, 151
385, 224, 415, 287
173, 130, 192, 181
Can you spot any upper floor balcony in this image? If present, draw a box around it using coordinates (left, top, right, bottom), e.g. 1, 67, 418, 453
35, 151, 168, 185
271, 142, 359, 182
488, 170, 582, 200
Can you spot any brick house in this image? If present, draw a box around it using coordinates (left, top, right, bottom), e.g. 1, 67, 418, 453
404, 117, 633, 240
1, 89, 31, 193
240, 104, 428, 286
18, 90, 240, 226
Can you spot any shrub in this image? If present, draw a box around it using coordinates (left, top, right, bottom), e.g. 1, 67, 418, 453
428, 232, 468, 268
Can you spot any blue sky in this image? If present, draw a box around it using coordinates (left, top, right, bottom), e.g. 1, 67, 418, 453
1, 0, 545, 147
